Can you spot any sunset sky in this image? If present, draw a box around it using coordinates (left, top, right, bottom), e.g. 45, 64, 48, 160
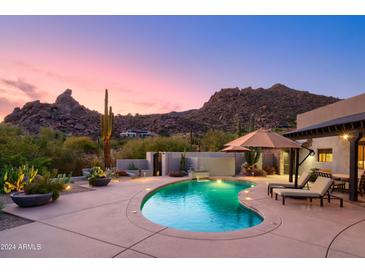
0, 16, 364, 120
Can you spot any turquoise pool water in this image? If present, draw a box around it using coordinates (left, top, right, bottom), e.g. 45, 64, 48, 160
141, 179, 263, 232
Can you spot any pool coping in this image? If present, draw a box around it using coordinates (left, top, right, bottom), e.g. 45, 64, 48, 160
126, 177, 282, 240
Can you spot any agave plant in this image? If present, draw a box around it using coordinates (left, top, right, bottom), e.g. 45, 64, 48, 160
3, 167, 25, 193
88, 166, 106, 182
22, 165, 38, 184
24, 172, 67, 201
2, 165, 38, 194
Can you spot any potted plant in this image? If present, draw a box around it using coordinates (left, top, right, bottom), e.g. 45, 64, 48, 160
9, 171, 70, 208
88, 166, 111, 187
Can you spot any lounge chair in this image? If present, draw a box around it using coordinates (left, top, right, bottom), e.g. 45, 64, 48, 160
267, 171, 311, 196
359, 173, 365, 196
273, 176, 343, 207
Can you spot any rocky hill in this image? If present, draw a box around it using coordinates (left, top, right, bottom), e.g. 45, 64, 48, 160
3, 84, 340, 137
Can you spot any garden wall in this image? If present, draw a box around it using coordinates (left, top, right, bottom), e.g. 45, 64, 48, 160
116, 159, 149, 170
189, 157, 235, 176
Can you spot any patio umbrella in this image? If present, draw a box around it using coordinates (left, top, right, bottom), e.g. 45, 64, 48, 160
222, 145, 250, 153
221, 146, 250, 175
225, 128, 301, 149
225, 129, 302, 186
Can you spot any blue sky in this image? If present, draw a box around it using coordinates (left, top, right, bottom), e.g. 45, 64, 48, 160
0, 16, 364, 119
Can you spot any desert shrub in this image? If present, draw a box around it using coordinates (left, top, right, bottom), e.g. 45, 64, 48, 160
0, 124, 42, 168
110, 138, 128, 149
252, 167, 267, 177
263, 166, 277, 175
240, 164, 267, 177
200, 129, 235, 152
24, 172, 68, 201
0, 124, 101, 176
63, 136, 97, 154
115, 136, 191, 159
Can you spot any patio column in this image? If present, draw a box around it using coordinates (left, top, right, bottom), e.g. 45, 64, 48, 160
289, 148, 295, 182
349, 131, 362, 201
294, 148, 300, 188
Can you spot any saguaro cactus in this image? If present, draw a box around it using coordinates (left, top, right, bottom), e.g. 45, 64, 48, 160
101, 89, 114, 168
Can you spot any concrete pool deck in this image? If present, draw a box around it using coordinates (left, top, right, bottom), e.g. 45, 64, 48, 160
1, 175, 365, 258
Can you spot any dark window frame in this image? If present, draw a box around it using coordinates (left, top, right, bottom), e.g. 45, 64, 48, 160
317, 148, 333, 163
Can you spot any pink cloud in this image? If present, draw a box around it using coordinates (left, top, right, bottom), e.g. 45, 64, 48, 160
1, 77, 47, 100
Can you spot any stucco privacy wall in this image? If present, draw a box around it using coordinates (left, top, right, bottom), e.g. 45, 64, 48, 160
298, 136, 350, 174
116, 159, 149, 170
162, 152, 243, 176
189, 157, 235, 176
297, 93, 365, 129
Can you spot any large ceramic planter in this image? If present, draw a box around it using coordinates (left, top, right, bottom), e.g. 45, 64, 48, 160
89, 177, 111, 187
10, 192, 53, 207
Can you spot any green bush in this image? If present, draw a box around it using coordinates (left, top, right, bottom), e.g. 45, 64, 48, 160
24, 172, 68, 201
200, 129, 236, 152
0, 124, 101, 176
63, 136, 97, 154
115, 136, 191, 159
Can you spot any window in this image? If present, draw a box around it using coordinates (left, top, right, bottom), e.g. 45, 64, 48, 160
318, 149, 333, 162
359, 144, 365, 169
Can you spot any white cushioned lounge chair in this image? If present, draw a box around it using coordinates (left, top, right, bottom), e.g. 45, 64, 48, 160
267, 171, 311, 196
273, 176, 343, 207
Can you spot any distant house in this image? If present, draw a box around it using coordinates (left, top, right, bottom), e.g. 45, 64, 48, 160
120, 129, 156, 138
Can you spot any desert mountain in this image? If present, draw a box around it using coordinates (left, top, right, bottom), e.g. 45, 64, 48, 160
4, 84, 340, 137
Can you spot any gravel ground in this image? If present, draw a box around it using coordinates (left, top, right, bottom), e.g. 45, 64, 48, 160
0, 194, 13, 206
0, 213, 33, 231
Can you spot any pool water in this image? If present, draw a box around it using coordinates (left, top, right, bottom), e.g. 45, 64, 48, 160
141, 179, 263, 232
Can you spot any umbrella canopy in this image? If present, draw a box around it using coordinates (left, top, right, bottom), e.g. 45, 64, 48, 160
225, 128, 301, 149
221, 145, 250, 152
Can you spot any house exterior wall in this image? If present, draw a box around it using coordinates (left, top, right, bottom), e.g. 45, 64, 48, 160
298, 136, 350, 175
297, 93, 365, 129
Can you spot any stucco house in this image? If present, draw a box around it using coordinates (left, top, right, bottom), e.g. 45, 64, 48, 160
284, 92, 365, 201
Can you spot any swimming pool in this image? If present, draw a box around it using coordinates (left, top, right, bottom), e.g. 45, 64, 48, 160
141, 179, 263, 232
